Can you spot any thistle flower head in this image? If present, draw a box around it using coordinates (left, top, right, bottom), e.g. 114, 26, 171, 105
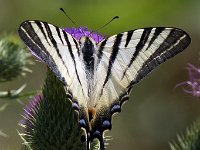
64, 27, 105, 43
19, 70, 85, 149
0, 36, 32, 82
176, 63, 200, 97
20, 95, 41, 130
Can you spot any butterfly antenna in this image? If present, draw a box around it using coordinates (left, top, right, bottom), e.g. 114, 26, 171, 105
94, 16, 119, 33
60, 8, 87, 35
60, 8, 78, 27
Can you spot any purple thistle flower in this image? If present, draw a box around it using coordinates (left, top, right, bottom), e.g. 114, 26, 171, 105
176, 63, 200, 97
19, 95, 42, 129
64, 27, 105, 43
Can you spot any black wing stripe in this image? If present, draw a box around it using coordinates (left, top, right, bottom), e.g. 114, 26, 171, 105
56, 27, 64, 44
73, 38, 80, 56
43, 22, 70, 77
129, 28, 191, 87
21, 21, 47, 51
146, 27, 165, 50
102, 33, 123, 88
125, 30, 134, 47
122, 28, 152, 78
34, 21, 51, 46
43, 22, 60, 51
97, 39, 107, 62
135, 28, 153, 51
154, 28, 185, 55
18, 22, 65, 85
62, 31, 83, 88
20, 22, 57, 66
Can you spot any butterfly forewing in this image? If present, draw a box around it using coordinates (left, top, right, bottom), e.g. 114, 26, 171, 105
18, 21, 89, 108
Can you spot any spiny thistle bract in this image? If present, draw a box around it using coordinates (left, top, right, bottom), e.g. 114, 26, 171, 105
20, 69, 86, 150
170, 119, 200, 150
0, 35, 31, 82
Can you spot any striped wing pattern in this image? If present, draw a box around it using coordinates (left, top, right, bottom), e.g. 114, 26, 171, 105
18, 20, 89, 112
18, 21, 191, 150
94, 27, 190, 110
89, 28, 190, 147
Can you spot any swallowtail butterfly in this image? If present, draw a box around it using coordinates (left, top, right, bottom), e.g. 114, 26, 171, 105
18, 20, 191, 150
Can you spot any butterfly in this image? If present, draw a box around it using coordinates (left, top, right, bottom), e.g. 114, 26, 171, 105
18, 20, 191, 150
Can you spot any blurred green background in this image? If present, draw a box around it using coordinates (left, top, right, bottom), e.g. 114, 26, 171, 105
0, 0, 200, 149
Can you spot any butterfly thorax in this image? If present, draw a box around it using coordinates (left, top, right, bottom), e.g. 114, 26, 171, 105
80, 36, 97, 73
79, 36, 98, 99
